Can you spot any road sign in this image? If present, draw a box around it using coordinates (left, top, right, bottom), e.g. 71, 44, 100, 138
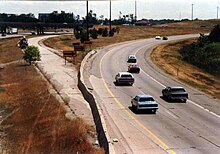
72, 42, 80, 46
63, 50, 76, 65
74, 45, 84, 51
84, 41, 92, 45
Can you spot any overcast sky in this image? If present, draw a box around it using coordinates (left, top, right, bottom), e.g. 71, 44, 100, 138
0, 0, 219, 20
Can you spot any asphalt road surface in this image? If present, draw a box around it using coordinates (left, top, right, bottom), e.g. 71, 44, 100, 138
85, 34, 220, 154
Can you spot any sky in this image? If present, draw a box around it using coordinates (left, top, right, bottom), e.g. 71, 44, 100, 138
0, 0, 220, 20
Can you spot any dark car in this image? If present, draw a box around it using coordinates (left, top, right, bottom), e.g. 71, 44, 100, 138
162, 36, 168, 40
128, 64, 140, 73
131, 95, 158, 113
162, 86, 188, 102
127, 55, 137, 63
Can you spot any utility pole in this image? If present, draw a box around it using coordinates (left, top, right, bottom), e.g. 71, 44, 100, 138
135, 0, 137, 22
217, 6, 219, 19
109, 0, 112, 31
86, 0, 89, 41
191, 4, 194, 21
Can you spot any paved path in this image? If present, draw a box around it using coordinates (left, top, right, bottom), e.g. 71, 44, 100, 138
29, 35, 95, 126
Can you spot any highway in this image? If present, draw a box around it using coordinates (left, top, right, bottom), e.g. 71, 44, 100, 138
84, 34, 220, 154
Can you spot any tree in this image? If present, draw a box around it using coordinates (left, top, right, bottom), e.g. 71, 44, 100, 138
197, 33, 210, 47
209, 24, 220, 42
23, 46, 41, 65
90, 28, 98, 39
102, 28, 108, 37
109, 29, 115, 37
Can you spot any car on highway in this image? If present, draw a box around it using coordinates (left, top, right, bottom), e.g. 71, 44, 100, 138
115, 72, 134, 86
155, 36, 162, 40
162, 86, 188, 102
31, 31, 36, 35
162, 36, 168, 40
127, 55, 137, 63
131, 95, 158, 113
128, 64, 140, 73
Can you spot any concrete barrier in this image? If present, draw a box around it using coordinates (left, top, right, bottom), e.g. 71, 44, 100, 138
78, 72, 109, 153
78, 49, 110, 153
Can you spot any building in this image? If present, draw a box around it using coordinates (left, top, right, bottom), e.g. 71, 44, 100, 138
135, 19, 150, 26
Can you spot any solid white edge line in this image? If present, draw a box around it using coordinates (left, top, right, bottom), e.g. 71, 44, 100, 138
135, 43, 220, 119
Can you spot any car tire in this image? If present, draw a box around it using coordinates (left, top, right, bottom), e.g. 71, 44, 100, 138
152, 109, 157, 114
132, 104, 135, 108
134, 106, 138, 112
168, 96, 171, 101
183, 99, 187, 103
115, 80, 119, 86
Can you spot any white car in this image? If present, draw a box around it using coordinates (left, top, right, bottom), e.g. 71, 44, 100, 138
115, 72, 134, 86
131, 95, 158, 113
155, 36, 162, 40
127, 55, 137, 63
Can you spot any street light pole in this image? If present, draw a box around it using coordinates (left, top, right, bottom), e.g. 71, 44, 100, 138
135, 0, 137, 22
191, 4, 194, 21
110, 0, 112, 31
86, 0, 89, 41
217, 6, 219, 19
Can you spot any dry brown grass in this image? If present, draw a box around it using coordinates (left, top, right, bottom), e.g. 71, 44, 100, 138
162, 19, 220, 28
43, 24, 211, 72
0, 37, 23, 63
44, 25, 211, 53
0, 38, 104, 153
151, 39, 220, 99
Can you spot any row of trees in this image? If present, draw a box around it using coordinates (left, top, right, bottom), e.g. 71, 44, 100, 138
1, 10, 184, 25
45, 11, 76, 23
74, 26, 120, 43
179, 25, 220, 75
0, 13, 39, 22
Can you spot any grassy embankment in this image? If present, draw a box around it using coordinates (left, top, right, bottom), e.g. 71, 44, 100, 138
151, 39, 220, 99
0, 37, 104, 153
43, 20, 220, 99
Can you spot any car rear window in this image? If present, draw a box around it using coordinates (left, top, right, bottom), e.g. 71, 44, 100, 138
121, 74, 132, 77
139, 97, 154, 102
170, 88, 185, 92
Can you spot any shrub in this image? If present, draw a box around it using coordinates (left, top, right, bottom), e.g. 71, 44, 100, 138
102, 28, 108, 37
23, 46, 41, 65
179, 41, 220, 75
90, 28, 98, 39
98, 28, 104, 35
109, 29, 114, 37
208, 24, 220, 42
116, 26, 120, 34
80, 31, 88, 43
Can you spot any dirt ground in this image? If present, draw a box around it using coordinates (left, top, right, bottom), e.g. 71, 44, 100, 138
44, 23, 212, 51
0, 37, 104, 153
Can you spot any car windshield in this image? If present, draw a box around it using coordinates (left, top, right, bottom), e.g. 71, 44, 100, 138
139, 97, 154, 102
170, 88, 185, 92
121, 74, 132, 78
129, 56, 135, 59
130, 65, 138, 67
